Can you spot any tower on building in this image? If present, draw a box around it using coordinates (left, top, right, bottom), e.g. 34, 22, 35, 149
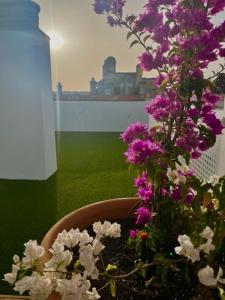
90, 77, 97, 95
103, 56, 116, 79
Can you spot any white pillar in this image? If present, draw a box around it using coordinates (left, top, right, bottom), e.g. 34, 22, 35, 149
0, 0, 57, 180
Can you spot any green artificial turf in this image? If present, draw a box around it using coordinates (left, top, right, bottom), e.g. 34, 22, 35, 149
0, 132, 136, 294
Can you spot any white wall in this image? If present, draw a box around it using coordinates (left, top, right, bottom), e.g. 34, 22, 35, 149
55, 101, 152, 132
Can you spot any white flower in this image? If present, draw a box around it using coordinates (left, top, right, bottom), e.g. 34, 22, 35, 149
166, 165, 190, 185
28, 273, 53, 300
4, 264, 20, 285
79, 244, 99, 279
93, 221, 121, 239
198, 226, 215, 254
55, 228, 81, 248
14, 276, 33, 295
198, 239, 215, 254
198, 265, 225, 287
56, 273, 92, 300
166, 168, 177, 182
46, 242, 72, 272
200, 226, 214, 240
208, 175, 220, 186
13, 255, 20, 264
92, 239, 105, 255
22, 240, 45, 268
79, 230, 94, 247
84, 287, 101, 300
107, 222, 121, 238
175, 234, 200, 263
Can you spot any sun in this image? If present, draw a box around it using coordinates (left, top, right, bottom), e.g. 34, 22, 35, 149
48, 31, 64, 50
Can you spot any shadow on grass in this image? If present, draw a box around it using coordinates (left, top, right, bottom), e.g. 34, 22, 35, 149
0, 174, 57, 294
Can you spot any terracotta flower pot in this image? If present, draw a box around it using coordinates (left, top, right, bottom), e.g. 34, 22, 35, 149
41, 197, 139, 300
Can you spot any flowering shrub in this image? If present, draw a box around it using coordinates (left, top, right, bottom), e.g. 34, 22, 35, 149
4, 0, 225, 299
4, 221, 121, 299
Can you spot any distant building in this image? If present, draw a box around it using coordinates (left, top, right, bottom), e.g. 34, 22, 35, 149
54, 56, 156, 102
90, 56, 155, 98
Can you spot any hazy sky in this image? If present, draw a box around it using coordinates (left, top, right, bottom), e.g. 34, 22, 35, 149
34, 0, 147, 91
34, 0, 224, 91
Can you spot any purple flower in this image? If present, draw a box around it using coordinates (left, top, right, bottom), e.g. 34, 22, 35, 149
134, 171, 148, 188
138, 52, 154, 71
152, 24, 170, 44
176, 137, 192, 152
137, 184, 154, 203
202, 104, 214, 115
93, 0, 111, 14
107, 15, 118, 27
93, 0, 126, 16
219, 48, 225, 57
174, 6, 212, 31
135, 206, 152, 225
154, 74, 168, 87
146, 95, 181, 121
152, 48, 167, 68
171, 54, 184, 66
121, 122, 149, 144
213, 21, 225, 42
129, 229, 139, 239
125, 139, 162, 165
203, 113, 224, 135
186, 188, 197, 204
210, 0, 225, 15
134, 8, 163, 32
190, 68, 203, 78
172, 186, 182, 202
198, 137, 211, 151
160, 188, 169, 197
191, 150, 202, 159
203, 92, 220, 105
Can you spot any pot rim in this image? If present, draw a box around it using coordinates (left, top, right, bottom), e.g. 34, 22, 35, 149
41, 197, 139, 254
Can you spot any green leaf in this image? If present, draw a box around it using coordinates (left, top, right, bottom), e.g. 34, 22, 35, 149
218, 287, 225, 300
130, 40, 139, 48
125, 15, 136, 25
74, 259, 80, 269
135, 261, 147, 279
139, 32, 145, 38
110, 279, 117, 298
143, 34, 151, 43
106, 264, 118, 273
127, 31, 134, 40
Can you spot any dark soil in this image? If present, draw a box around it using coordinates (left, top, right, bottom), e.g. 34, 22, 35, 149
85, 219, 220, 300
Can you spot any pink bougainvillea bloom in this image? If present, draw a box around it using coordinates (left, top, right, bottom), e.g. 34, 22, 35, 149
219, 48, 225, 57
125, 139, 161, 165
135, 206, 152, 225
172, 186, 182, 202
203, 92, 220, 105
134, 8, 163, 32
191, 151, 202, 159
121, 122, 149, 144
210, 0, 225, 15
203, 113, 224, 135
137, 184, 154, 203
129, 229, 139, 239
134, 171, 148, 188
186, 188, 197, 204
138, 52, 154, 71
